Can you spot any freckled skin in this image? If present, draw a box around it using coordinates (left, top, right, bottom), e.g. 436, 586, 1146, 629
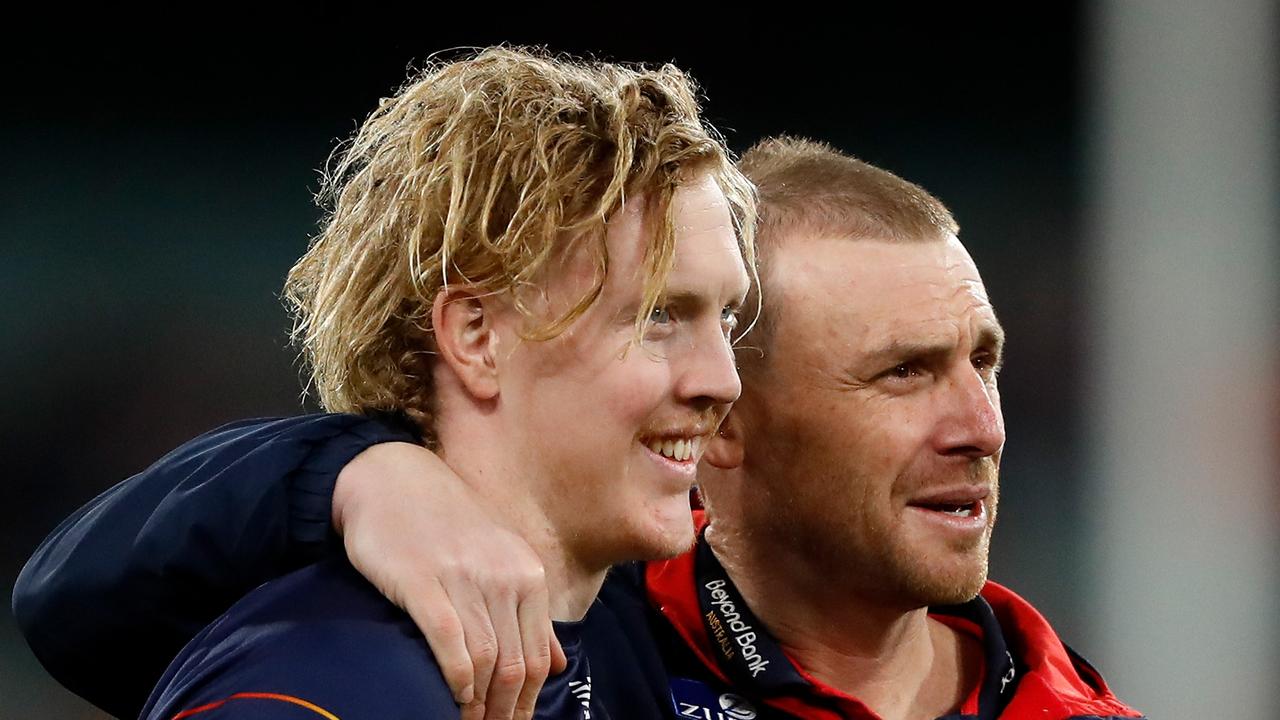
493, 174, 751, 570
731, 233, 1006, 609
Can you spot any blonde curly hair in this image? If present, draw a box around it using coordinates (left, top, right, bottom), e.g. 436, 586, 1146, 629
284, 47, 755, 440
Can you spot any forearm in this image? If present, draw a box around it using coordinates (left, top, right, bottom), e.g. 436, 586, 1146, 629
12, 413, 416, 718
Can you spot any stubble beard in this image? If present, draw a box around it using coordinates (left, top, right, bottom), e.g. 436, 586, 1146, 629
755, 459, 1000, 611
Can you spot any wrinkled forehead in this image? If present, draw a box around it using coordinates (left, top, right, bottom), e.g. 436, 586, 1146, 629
769, 233, 999, 341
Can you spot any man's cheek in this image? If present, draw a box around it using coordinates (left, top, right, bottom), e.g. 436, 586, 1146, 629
604, 370, 671, 415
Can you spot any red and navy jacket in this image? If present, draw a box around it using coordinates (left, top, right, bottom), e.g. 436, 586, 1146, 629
13, 413, 1144, 720
638, 513, 1144, 720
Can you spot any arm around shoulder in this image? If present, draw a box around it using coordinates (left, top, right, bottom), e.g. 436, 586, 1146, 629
13, 413, 415, 718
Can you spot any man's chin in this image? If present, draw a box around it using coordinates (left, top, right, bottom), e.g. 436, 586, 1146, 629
929, 579, 987, 606
906, 561, 989, 607
632, 505, 698, 559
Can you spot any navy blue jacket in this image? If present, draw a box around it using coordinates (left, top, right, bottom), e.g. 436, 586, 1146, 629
13, 415, 416, 719
14, 413, 1144, 720
140, 559, 609, 719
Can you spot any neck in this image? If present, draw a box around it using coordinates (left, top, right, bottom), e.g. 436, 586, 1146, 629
704, 522, 977, 719
504, 504, 609, 622
437, 431, 607, 622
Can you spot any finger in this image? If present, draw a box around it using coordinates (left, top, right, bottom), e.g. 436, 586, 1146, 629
448, 580, 501, 714
403, 579, 477, 706
550, 634, 567, 676
512, 583, 554, 720
481, 587, 528, 720
461, 700, 486, 720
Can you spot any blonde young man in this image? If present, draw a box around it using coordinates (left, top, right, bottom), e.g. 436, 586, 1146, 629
13, 47, 757, 720
17, 141, 1145, 720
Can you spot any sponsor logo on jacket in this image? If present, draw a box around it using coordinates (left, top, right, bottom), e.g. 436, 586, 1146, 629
704, 579, 770, 677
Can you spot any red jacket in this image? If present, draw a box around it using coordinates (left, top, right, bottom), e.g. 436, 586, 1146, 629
646, 513, 1144, 720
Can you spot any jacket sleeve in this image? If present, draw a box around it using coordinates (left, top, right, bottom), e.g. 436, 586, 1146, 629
140, 561, 459, 720
10, 412, 417, 719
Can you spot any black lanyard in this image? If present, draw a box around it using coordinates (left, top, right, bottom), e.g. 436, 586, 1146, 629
693, 537, 815, 694
692, 533, 1020, 719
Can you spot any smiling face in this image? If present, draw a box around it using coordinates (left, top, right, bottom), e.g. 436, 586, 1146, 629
735, 232, 1005, 609
494, 172, 750, 568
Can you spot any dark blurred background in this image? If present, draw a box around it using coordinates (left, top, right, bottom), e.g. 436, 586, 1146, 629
4, 6, 1275, 718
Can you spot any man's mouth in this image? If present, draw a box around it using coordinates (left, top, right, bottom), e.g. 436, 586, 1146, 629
906, 486, 990, 520
642, 436, 704, 462
911, 500, 983, 518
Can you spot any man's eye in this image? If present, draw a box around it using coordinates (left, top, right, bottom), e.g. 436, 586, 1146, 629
721, 306, 740, 332
649, 306, 672, 324
889, 363, 918, 379
973, 353, 1001, 376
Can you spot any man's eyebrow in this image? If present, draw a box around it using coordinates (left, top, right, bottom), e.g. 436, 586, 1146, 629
978, 323, 1006, 361
863, 322, 1006, 365
659, 290, 707, 306
661, 284, 749, 308
864, 340, 954, 366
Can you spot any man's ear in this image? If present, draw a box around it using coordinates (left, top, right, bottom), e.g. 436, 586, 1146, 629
704, 408, 746, 470
431, 287, 502, 401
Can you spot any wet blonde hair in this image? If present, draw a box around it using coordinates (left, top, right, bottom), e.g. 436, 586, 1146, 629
285, 47, 755, 438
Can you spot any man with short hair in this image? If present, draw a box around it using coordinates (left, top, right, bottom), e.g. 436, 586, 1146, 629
651, 138, 1037, 718
16, 138, 1143, 719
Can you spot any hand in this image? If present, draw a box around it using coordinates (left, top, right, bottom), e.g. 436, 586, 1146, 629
332, 442, 567, 720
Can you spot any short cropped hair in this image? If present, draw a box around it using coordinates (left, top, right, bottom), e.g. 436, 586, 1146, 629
740, 136, 957, 245
284, 47, 756, 438
736, 136, 958, 359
